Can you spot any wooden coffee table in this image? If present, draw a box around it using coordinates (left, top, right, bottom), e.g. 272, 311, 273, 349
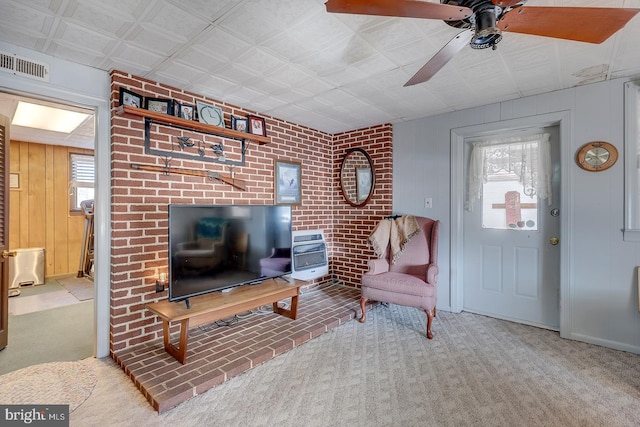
146, 278, 304, 364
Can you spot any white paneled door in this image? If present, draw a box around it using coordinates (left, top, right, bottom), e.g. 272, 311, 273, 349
462, 126, 560, 330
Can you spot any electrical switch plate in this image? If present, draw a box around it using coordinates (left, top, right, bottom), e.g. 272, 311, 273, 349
424, 198, 432, 208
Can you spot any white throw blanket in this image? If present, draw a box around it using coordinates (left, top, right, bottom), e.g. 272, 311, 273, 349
368, 215, 420, 263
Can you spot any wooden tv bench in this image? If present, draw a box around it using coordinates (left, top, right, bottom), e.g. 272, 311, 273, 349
146, 278, 304, 364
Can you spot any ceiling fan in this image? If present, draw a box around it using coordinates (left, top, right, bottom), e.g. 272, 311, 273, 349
325, 0, 640, 86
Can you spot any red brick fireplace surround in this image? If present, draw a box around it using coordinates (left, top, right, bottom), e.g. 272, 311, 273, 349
114, 284, 373, 413
109, 70, 392, 409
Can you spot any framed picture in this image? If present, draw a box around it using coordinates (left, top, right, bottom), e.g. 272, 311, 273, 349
356, 167, 372, 201
9, 173, 20, 189
118, 87, 142, 108
145, 97, 173, 115
231, 116, 248, 132
172, 100, 182, 117
179, 104, 195, 121
248, 115, 266, 136
275, 160, 301, 205
196, 101, 224, 127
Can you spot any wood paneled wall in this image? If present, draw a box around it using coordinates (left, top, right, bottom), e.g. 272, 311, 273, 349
9, 139, 93, 278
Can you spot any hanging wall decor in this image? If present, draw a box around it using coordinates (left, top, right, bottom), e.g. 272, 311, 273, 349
576, 141, 618, 172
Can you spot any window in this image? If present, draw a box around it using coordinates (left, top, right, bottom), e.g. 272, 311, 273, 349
624, 81, 640, 240
467, 134, 551, 231
482, 177, 539, 231
69, 153, 94, 212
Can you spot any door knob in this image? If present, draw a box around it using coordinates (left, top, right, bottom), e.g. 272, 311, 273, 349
2, 250, 17, 258
549, 237, 559, 246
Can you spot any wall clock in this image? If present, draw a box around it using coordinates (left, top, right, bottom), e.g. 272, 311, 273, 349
576, 141, 618, 172
196, 101, 224, 127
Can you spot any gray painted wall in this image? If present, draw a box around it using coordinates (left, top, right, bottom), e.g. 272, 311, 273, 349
393, 78, 640, 353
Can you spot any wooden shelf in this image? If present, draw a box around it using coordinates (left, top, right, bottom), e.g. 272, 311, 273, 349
116, 105, 270, 145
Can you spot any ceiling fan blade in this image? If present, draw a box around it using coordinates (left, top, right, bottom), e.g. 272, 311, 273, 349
325, 0, 471, 21
404, 29, 474, 87
498, 7, 640, 44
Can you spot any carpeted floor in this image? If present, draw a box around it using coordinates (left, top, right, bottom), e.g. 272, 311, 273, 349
60, 304, 640, 427
1, 293, 93, 376
0, 359, 97, 412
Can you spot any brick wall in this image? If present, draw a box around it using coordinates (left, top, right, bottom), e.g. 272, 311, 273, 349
332, 127, 393, 288
109, 70, 392, 353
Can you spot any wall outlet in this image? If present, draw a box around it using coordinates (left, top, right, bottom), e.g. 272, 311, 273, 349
424, 197, 433, 209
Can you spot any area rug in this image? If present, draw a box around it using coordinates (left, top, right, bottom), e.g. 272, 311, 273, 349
0, 359, 97, 412
57, 277, 94, 301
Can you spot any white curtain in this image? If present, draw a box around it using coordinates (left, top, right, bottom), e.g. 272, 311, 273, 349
466, 133, 551, 211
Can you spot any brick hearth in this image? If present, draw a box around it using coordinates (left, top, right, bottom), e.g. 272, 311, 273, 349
112, 284, 369, 413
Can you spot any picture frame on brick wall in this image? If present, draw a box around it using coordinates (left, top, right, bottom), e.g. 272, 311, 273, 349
178, 103, 195, 121
145, 97, 173, 115
172, 99, 181, 117
248, 115, 266, 136
231, 115, 248, 132
275, 160, 301, 205
118, 87, 143, 108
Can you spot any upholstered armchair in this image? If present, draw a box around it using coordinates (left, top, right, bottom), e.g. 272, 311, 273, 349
360, 216, 440, 338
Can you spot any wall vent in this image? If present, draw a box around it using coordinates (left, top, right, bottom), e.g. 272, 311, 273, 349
0, 51, 49, 82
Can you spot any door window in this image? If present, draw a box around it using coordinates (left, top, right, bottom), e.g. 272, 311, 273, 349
482, 184, 538, 230
467, 133, 551, 231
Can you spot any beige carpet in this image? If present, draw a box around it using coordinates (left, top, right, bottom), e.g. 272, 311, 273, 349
57, 276, 94, 301
0, 359, 97, 412
66, 305, 640, 427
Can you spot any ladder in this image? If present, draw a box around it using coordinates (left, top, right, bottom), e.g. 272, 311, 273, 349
77, 199, 94, 278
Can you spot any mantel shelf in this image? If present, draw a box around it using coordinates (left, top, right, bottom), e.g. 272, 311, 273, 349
115, 105, 270, 145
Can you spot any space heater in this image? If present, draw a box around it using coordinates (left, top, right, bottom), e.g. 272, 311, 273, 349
290, 230, 328, 281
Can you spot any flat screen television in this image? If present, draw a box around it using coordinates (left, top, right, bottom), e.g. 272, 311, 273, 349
168, 204, 292, 304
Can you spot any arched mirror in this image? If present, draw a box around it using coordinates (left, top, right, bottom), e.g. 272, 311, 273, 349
340, 147, 375, 207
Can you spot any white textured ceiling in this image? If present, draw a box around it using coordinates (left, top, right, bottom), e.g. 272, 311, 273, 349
1, 0, 640, 140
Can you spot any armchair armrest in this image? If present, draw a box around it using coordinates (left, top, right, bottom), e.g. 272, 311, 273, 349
426, 264, 439, 284
366, 259, 389, 275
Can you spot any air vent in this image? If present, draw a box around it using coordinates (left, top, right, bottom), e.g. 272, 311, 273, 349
0, 51, 49, 82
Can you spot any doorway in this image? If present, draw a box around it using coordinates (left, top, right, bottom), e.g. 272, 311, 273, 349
0, 93, 95, 374
462, 126, 560, 330
450, 111, 572, 336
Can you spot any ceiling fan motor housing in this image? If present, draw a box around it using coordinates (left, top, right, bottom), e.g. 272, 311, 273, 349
471, 4, 502, 49
443, 0, 517, 49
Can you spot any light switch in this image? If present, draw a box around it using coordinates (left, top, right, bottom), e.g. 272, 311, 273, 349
424, 198, 432, 208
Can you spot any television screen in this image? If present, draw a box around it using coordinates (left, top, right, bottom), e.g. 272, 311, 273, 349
168, 204, 292, 303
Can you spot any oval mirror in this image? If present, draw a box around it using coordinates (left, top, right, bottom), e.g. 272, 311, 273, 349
340, 147, 375, 207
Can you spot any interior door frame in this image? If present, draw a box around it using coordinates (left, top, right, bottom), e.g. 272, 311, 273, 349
450, 111, 573, 339
0, 114, 9, 350
0, 81, 111, 358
